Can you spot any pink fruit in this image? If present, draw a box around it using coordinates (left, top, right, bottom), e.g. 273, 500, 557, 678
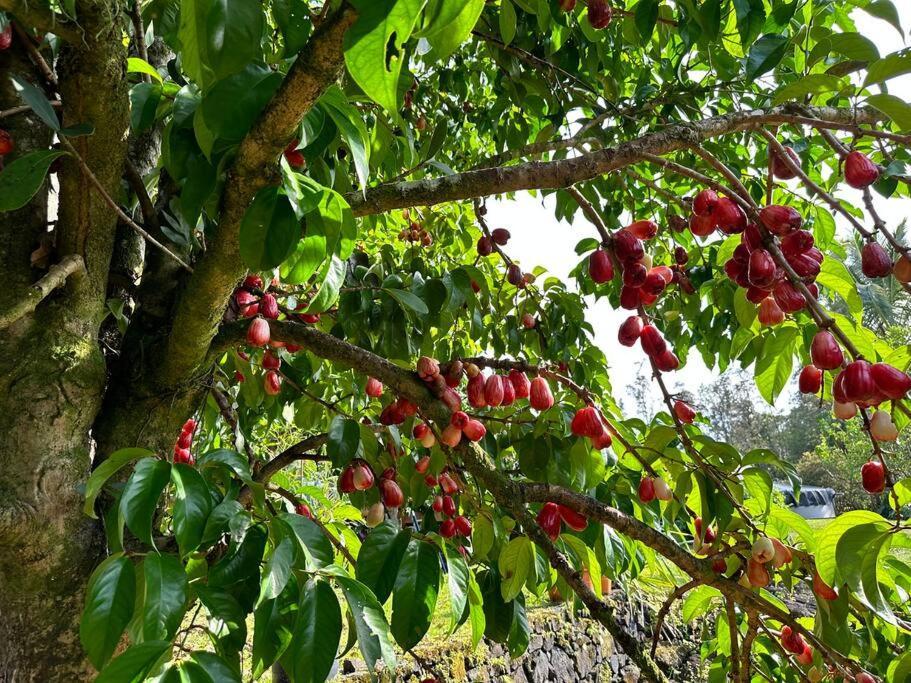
477, 236, 493, 256
813, 571, 838, 600
529, 377, 554, 411
352, 462, 375, 491
235, 290, 259, 317
417, 356, 440, 380
844, 151, 879, 189
627, 219, 658, 240
264, 370, 282, 396
260, 293, 279, 319
654, 349, 680, 372
439, 472, 460, 495
613, 230, 644, 263
454, 515, 472, 536
557, 505, 587, 532
810, 331, 844, 370
623, 262, 648, 288
439, 519, 456, 538
747, 558, 770, 588
440, 424, 462, 447
758, 297, 784, 326
338, 467, 356, 493
834, 401, 858, 420
381, 480, 404, 508
463, 419, 486, 442
365, 377, 383, 397
689, 213, 716, 237
501, 377, 516, 406
491, 228, 510, 245
751, 536, 775, 563
508, 370, 531, 399
415, 454, 431, 473
295, 503, 312, 518
780, 230, 814, 255
467, 374, 487, 408
450, 411, 469, 429
780, 625, 806, 655
653, 477, 672, 501
484, 375, 505, 407
246, 317, 270, 347
748, 249, 776, 288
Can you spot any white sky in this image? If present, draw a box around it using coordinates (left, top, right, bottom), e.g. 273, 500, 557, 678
489, 7, 911, 418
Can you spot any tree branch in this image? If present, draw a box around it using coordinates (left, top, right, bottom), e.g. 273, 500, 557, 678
345, 106, 882, 216
0, 0, 80, 42
0, 254, 85, 328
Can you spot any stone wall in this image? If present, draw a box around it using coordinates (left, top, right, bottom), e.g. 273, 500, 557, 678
336, 590, 703, 682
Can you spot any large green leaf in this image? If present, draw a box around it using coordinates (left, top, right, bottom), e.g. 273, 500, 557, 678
140, 553, 188, 642
80, 554, 136, 669
95, 641, 170, 683
318, 86, 371, 189
11, 74, 60, 130
343, 0, 426, 113
836, 522, 895, 623
754, 326, 797, 404
197, 64, 281, 145
391, 539, 441, 649
281, 578, 342, 683
327, 416, 361, 465
816, 511, 888, 585
0, 150, 67, 212
120, 458, 171, 547
423, 0, 485, 58
866, 93, 911, 132
171, 462, 213, 556
335, 575, 397, 675
209, 523, 268, 586
239, 187, 300, 270
355, 521, 412, 603
304, 255, 346, 314
251, 576, 299, 678
444, 542, 470, 632
498, 535, 534, 602
746, 34, 788, 79
279, 513, 335, 568
257, 537, 294, 607
84, 448, 155, 518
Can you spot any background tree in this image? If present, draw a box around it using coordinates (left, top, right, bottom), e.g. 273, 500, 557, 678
1, 1, 911, 682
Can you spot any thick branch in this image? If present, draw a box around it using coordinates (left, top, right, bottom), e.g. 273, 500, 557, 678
345, 106, 881, 216
161, 5, 357, 386
0, 255, 84, 328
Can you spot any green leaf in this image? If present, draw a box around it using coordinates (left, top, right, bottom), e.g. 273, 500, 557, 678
11, 74, 60, 130
732, 0, 764, 47
304, 255, 346, 314
80, 554, 136, 669
177, 0, 264, 87
634, 0, 658, 41
499, 0, 517, 45
327, 416, 361, 465
681, 585, 721, 622
140, 553, 189, 641
335, 574, 397, 675
384, 288, 429, 316
829, 32, 879, 62
743, 467, 773, 517
84, 448, 154, 518
343, 0, 426, 113
198, 448, 252, 482
391, 539, 441, 649
252, 577, 299, 678
471, 513, 494, 560
444, 543, 469, 632
355, 521, 412, 603
130, 82, 163, 133
866, 93, 911, 132
188, 652, 243, 683
467, 572, 486, 648
282, 578, 342, 683
198, 64, 282, 145
498, 535, 533, 602
279, 513, 335, 568
0, 150, 68, 212
773, 74, 843, 105
863, 0, 903, 39
273, 0, 313, 56
239, 187, 300, 271
864, 53, 911, 87
836, 522, 894, 622
95, 641, 170, 683
257, 537, 294, 607
127, 57, 163, 83
816, 510, 888, 585
318, 85, 371, 190
507, 596, 530, 658
120, 458, 171, 548
746, 34, 788, 80
754, 327, 797, 404
171, 463, 213, 556
817, 257, 862, 316
209, 523, 268, 586
423, 0, 486, 58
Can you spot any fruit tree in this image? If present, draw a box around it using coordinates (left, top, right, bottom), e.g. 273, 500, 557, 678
1, 0, 911, 681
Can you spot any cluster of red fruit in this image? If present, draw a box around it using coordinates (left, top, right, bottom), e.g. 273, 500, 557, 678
415, 458, 471, 538
536, 502, 588, 540
743, 535, 793, 590
173, 419, 197, 465
558, 0, 612, 29
337, 460, 405, 527
398, 220, 433, 246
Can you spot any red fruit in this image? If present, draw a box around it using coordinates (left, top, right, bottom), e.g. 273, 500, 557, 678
693, 189, 719, 216
174, 448, 192, 464
558, 505, 587, 532
379, 403, 406, 426
622, 261, 648, 287
641, 270, 667, 297
746, 286, 770, 304
747, 558, 770, 588
871, 363, 911, 399
571, 406, 604, 438
559, 0, 576, 10
587, 0, 612, 28
415, 454, 431, 473
450, 411, 469, 429
639, 324, 666, 357
798, 365, 823, 394
521, 313, 536, 329
812, 571, 838, 600
454, 515, 472, 536
747, 249, 776, 288
618, 315, 643, 347
235, 290, 259, 317
501, 376, 516, 406
380, 480, 404, 508
299, 313, 320, 324
463, 419, 486, 442
895, 255, 911, 283
844, 151, 879, 189
0, 24, 12, 51
286, 344, 301, 353
246, 317, 270, 347
508, 370, 531, 399
840, 360, 876, 403
262, 350, 281, 370
810, 331, 843, 370
613, 230, 644, 263
467, 374, 487, 408
674, 247, 688, 265
591, 430, 612, 449
506, 264, 524, 287
365, 377, 383, 398
439, 472, 460, 495
651, 265, 674, 284
779, 625, 805, 655
441, 495, 457, 517
529, 377, 554, 411
861, 241, 892, 278
780, 230, 814, 255
689, 213, 716, 237
712, 557, 727, 574
627, 219, 658, 240
654, 349, 680, 372
724, 258, 745, 283
181, 419, 197, 434
484, 375, 505, 407
537, 502, 562, 540
440, 424, 462, 447
694, 516, 716, 545
638, 476, 656, 503
295, 503, 312, 518
339, 467, 356, 494
264, 370, 282, 395
431, 495, 444, 512
424, 473, 438, 488
714, 197, 747, 234
758, 297, 785, 326
771, 145, 800, 179
773, 280, 805, 313
352, 462, 375, 491
673, 400, 695, 424
439, 519, 456, 538
0, 129, 13, 156
491, 228, 510, 245
417, 356, 440, 380
234, 370, 245, 382
619, 285, 641, 310
855, 673, 876, 683
759, 205, 802, 235
861, 460, 886, 494
588, 249, 614, 284
786, 252, 821, 279
243, 274, 264, 290
477, 236, 494, 256
741, 224, 762, 252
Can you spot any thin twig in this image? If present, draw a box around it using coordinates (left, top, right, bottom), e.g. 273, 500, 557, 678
0, 255, 85, 328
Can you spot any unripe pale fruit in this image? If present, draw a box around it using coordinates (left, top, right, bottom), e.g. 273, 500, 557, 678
870, 410, 898, 442
627, 219, 658, 240
810, 331, 844, 370
491, 228, 510, 245
264, 370, 282, 395
674, 400, 696, 424
587, 0, 612, 28
450, 411, 469, 430
771, 145, 800, 179
894, 255, 911, 283
833, 401, 857, 420
364, 502, 385, 527
537, 502, 562, 540
861, 241, 892, 278
840, 360, 877, 403
508, 370, 531, 398
521, 313, 536, 329
529, 377, 554, 411
588, 249, 614, 283
439, 519, 456, 538
759, 205, 802, 235
799, 365, 823, 394
571, 406, 604, 438
714, 197, 747, 234
861, 460, 886, 493
441, 424, 462, 447
454, 515, 472, 536
638, 476, 656, 503
654, 349, 680, 372
751, 536, 775, 563
477, 236, 493, 256
813, 570, 838, 600
693, 189, 718, 216
653, 477, 672, 501
871, 363, 911, 399
771, 538, 793, 568
639, 324, 666, 357
353, 462, 375, 491
746, 558, 770, 588
613, 230, 644, 263
260, 293, 279, 319
558, 505, 587, 532
748, 249, 776, 288
247, 317, 270, 347
441, 495, 457, 517
365, 377, 383, 397
484, 374, 505, 406
463, 419, 486, 442
381, 480, 404, 508
415, 454, 431, 473
465, 362, 480, 378
467, 374, 487, 408
844, 151, 879, 189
